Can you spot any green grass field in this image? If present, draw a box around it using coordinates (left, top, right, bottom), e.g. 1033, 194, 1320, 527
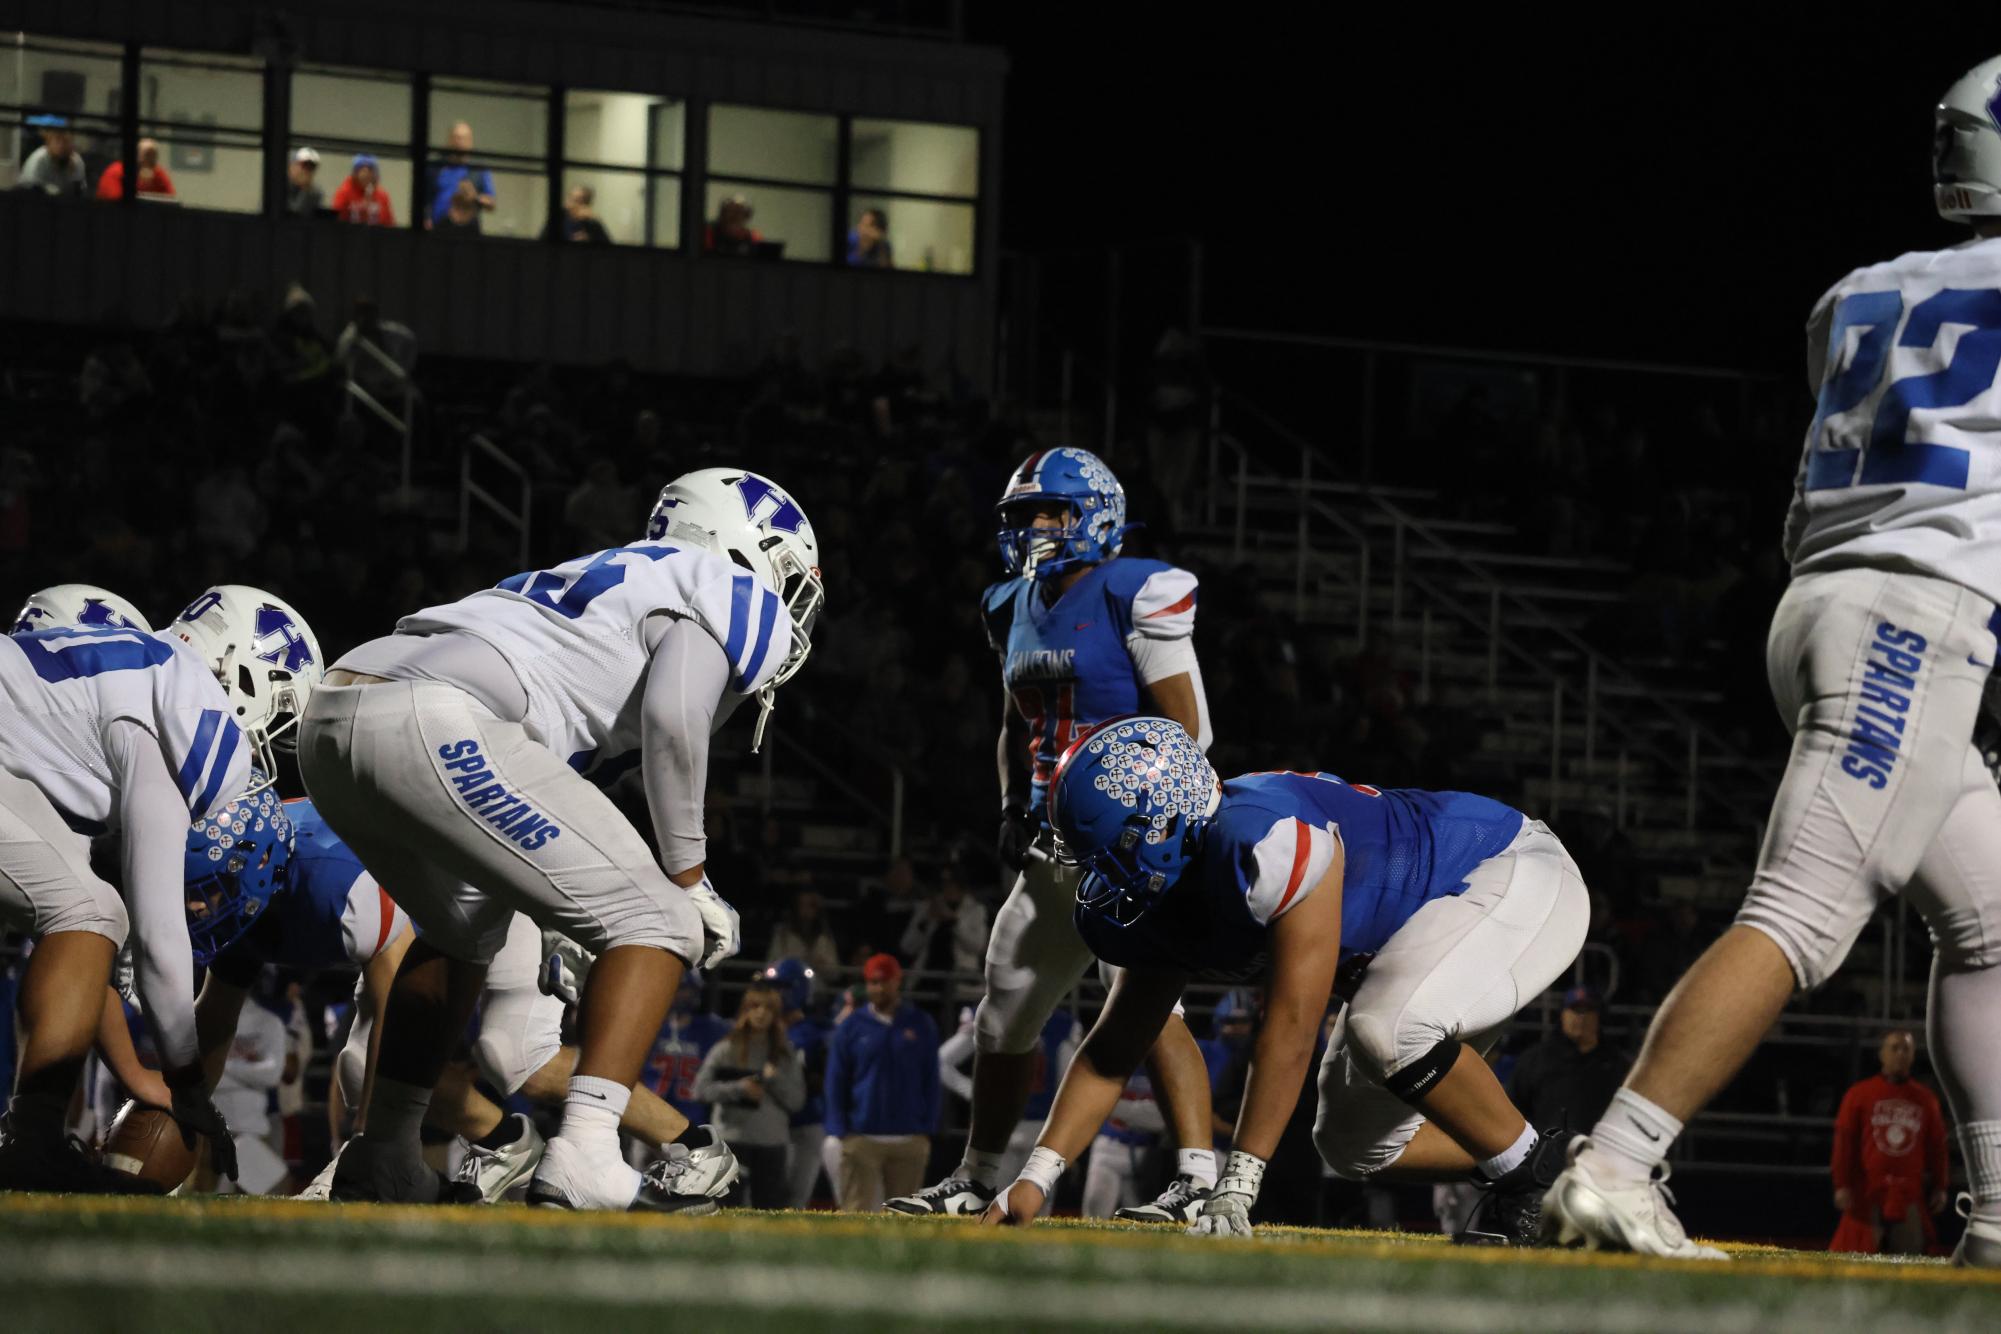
4, 1194, 2000, 1333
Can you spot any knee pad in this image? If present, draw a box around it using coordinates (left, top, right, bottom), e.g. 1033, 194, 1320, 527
337, 1017, 370, 1114
973, 982, 1053, 1056
473, 991, 563, 1096
1382, 1036, 1462, 1106
36, 880, 129, 945
1313, 1119, 1405, 1182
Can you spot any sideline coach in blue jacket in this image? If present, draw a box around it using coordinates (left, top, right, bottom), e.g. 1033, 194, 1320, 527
827, 953, 940, 1210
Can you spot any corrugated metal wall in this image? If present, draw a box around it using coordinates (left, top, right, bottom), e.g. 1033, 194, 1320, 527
0, 0, 1003, 382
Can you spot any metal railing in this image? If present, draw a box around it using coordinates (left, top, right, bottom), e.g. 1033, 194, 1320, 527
341, 334, 416, 496
765, 722, 907, 860
458, 432, 531, 569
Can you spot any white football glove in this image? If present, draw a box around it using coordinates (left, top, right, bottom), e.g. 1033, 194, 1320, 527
684, 874, 741, 969
539, 929, 595, 1006
1187, 1190, 1255, 1237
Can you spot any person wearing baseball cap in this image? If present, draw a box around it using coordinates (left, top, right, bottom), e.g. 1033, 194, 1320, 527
287, 147, 323, 215
331, 152, 395, 227
824, 952, 940, 1211
1507, 985, 1623, 1136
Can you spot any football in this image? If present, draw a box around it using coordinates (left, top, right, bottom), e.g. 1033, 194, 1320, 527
99, 1101, 199, 1195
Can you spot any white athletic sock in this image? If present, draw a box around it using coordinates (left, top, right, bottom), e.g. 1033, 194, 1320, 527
1962, 1121, 2001, 1222
1584, 1089, 1681, 1183
1177, 1147, 1218, 1189
957, 1148, 1005, 1189
366, 1077, 433, 1148
561, 1076, 632, 1157
1476, 1123, 1537, 1183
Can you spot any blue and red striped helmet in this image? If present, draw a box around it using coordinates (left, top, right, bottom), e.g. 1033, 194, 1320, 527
1050, 716, 1218, 928
994, 447, 1130, 581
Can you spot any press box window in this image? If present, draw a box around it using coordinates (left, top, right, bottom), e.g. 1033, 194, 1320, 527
847, 118, 978, 275
560, 90, 684, 248
428, 76, 549, 240
289, 64, 414, 220
138, 48, 265, 214
706, 103, 838, 262
0, 34, 123, 195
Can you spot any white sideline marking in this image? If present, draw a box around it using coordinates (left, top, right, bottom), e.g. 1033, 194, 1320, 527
0, 1240, 1975, 1332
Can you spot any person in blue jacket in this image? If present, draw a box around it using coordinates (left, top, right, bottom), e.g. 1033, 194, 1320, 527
826, 953, 939, 1212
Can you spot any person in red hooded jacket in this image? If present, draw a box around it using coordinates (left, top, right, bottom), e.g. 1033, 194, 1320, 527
1830, 1029, 1950, 1254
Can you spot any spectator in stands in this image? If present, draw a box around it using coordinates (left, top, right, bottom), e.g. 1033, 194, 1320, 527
20, 119, 86, 196
642, 973, 730, 1132
426, 121, 492, 228
693, 981, 805, 1209
825, 953, 939, 1211
1507, 986, 1625, 1135
1830, 1030, 1950, 1255
852, 855, 922, 962
287, 147, 324, 214
705, 193, 763, 257
898, 862, 988, 1006
191, 463, 267, 560
434, 176, 483, 237
562, 457, 639, 554
93, 137, 175, 200
332, 154, 396, 226
846, 208, 892, 268
546, 184, 612, 244
767, 890, 843, 979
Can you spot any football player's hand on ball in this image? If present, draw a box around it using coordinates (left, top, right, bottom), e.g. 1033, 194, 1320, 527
997, 803, 1039, 871
978, 1179, 1046, 1227
684, 874, 742, 968
166, 1069, 237, 1182
1187, 1190, 1255, 1238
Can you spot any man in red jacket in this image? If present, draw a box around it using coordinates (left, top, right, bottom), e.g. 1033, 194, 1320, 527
1830, 1030, 1949, 1254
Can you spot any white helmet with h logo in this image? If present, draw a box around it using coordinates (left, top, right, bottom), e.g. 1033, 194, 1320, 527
12, 584, 152, 636
171, 585, 323, 788
645, 467, 822, 748
1937, 55, 2001, 223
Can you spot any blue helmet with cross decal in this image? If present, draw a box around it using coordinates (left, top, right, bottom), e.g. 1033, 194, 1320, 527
1049, 715, 1219, 928
995, 447, 1131, 582
183, 777, 295, 966
171, 585, 323, 794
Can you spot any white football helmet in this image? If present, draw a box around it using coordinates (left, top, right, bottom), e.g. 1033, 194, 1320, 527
1937, 55, 2001, 223
645, 467, 822, 750
11, 584, 152, 636
170, 585, 324, 788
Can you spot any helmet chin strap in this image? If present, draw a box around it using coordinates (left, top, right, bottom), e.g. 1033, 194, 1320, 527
751, 683, 777, 753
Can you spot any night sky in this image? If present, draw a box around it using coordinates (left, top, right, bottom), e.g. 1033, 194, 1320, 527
980, 19, 1989, 377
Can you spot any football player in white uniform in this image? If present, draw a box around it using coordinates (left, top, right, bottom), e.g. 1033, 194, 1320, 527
0, 613, 249, 1189
12, 584, 153, 637
299, 467, 820, 1211
890, 448, 1221, 1221
1545, 56, 2001, 1265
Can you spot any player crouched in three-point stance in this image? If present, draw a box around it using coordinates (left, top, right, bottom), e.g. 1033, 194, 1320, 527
890, 449, 1222, 1221
0, 591, 248, 1190
980, 719, 1586, 1242
1544, 56, 2001, 1265
300, 468, 820, 1211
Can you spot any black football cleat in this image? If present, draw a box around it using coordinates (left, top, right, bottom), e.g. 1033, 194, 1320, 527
328, 1132, 482, 1205
1457, 1128, 1570, 1246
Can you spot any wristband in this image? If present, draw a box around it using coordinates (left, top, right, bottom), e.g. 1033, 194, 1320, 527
1216, 1149, 1267, 1200
1019, 1146, 1068, 1196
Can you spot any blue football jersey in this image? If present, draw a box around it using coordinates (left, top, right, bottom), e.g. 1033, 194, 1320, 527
787, 1014, 834, 1127
1079, 772, 1525, 975
982, 557, 1199, 817
645, 1010, 730, 1125
1020, 1008, 1076, 1123
220, 799, 406, 972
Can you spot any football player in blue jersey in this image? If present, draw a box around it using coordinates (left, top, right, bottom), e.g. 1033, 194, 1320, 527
890, 449, 1222, 1221
980, 718, 1587, 1244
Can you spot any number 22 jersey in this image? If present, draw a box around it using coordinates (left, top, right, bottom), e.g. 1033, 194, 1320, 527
981, 557, 1200, 820
1786, 235, 2001, 605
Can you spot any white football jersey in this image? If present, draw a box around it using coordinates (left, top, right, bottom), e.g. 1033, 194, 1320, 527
395, 542, 795, 768
1785, 236, 2001, 603
0, 628, 251, 832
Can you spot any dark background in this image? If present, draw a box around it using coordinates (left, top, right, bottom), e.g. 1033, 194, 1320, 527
979, 17, 1987, 374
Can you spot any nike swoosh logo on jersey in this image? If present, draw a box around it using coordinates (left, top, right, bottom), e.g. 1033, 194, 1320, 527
1628, 1116, 1661, 1142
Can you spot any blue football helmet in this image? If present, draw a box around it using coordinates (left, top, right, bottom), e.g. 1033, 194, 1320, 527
1049, 715, 1218, 928
184, 779, 295, 966
760, 957, 817, 1014
995, 447, 1130, 581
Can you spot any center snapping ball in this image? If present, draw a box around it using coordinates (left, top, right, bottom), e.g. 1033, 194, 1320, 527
100, 1100, 200, 1193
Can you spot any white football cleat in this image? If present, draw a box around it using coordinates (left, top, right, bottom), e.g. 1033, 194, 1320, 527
1952, 1195, 2001, 1267
454, 1113, 546, 1203
1541, 1138, 1727, 1260
526, 1128, 739, 1214
1116, 1174, 1212, 1224
885, 1176, 996, 1216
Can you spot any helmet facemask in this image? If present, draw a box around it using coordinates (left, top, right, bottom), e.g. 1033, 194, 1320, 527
997, 497, 1093, 580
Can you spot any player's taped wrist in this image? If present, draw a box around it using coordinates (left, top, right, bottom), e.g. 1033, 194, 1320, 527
1216, 1149, 1267, 1204
1018, 1146, 1067, 1197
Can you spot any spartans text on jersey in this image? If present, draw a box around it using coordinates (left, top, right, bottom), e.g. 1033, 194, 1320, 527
436, 740, 565, 849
